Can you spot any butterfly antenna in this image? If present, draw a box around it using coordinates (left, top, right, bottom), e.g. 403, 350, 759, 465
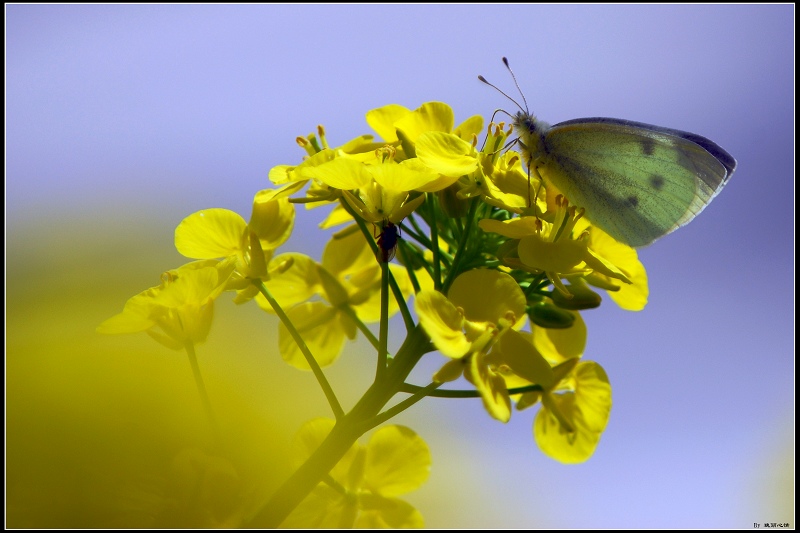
501, 57, 529, 114
478, 74, 525, 114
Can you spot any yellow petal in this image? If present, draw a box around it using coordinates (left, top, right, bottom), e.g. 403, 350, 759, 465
339, 134, 379, 154
319, 203, 355, 229
364, 425, 431, 497
572, 361, 613, 433
278, 302, 345, 369
453, 115, 484, 141
366, 104, 411, 143
153, 266, 220, 307
350, 264, 413, 323
322, 226, 375, 278
414, 291, 470, 359
448, 269, 526, 325
298, 157, 372, 190
268, 164, 295, 185
466, 353, 511, 423
355, 496, 424, 528
589, 227, 649, 311
250, 192, 295, 249
518, 234, 588, 273
534, 361, 612, 464
496, 329, 554, 389
415, 131, 478, 177
532, 311, 587, 365
175, 209, 246, 259
478, 216, 540, 239
394, 102, 455, 143
96, 288, 160, 334
290, 418, 337, 467
257, 253, 321, 312
370, 161, 438, 192
282, 484, 356, 529
432, 358, 466, 383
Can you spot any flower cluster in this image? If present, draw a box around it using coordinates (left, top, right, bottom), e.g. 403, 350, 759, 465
99, 100, 651, 527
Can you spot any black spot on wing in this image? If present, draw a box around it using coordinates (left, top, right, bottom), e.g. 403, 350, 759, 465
627, 196, 639, 208
649, 174, 665, 190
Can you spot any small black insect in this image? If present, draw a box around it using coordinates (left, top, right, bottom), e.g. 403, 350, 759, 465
375, 220, 400, 263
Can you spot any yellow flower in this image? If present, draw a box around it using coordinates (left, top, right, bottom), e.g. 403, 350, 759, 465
495, 316, 611, 464
519, 358, 613, 464
415, 269, 553, 422
582, 225, 649, 311
97, 260, 233, 349
367, 101, 482, 155
173, 191, 295, 301
283, 418, 431, 529
416, 121, 540, 212
300, 146, 432, 225
270, 102, 479, 216
479, 196, 631, 298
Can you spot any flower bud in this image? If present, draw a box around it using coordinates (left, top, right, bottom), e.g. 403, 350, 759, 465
550, 279, 602, 310
528, 302, 576, 329
437, 182, 470, 218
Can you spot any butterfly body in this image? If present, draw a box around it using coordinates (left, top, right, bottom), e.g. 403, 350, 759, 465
513, 111, 736, 247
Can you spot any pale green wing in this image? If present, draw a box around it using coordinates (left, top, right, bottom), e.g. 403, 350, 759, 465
540, 118, 735, 247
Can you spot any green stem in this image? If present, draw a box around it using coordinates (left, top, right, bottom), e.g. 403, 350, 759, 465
406, 214, 431, 249
377, 262, 389, 379
365, 381, 442, 431
247, 325, 431, 528
184, 341, 222, 450
399, 382, 543, 397
442, 197, 478, 294
338, 305, 381, 352
255, 280, 344, 420
337, 199, 415, 334
398, 221, 431, 249
427, 194, 442, 291
397, 241, 422, 294
387, 268, 415, 333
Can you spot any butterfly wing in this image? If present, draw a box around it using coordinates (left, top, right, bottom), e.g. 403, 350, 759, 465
540, 118, 735, 247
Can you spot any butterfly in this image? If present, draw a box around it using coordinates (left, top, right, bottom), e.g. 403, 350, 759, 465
482, 58, 736, 248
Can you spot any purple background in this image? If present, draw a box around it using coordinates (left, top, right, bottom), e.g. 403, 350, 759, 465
7, 5, 793, 528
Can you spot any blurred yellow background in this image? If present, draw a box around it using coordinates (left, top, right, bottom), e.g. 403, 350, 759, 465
5, 213, 384, 527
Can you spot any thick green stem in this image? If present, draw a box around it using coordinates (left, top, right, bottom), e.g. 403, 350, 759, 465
246, 326, 431, 528
365, 381, 442, 431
